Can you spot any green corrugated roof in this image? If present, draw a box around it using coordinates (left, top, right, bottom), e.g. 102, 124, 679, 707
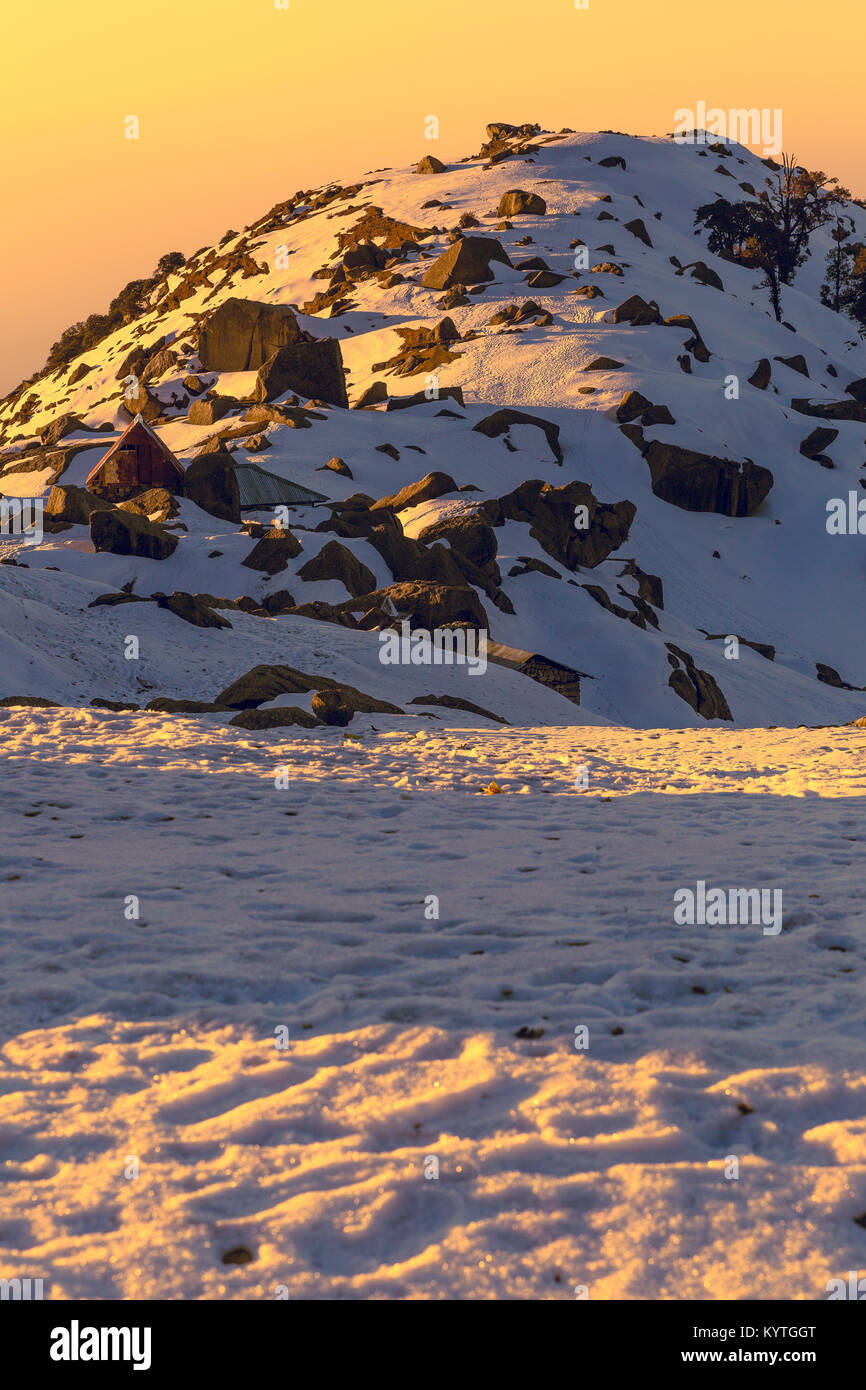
233, 462, 328, 509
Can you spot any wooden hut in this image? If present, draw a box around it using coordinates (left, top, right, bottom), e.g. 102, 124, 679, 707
86, 415, 184, 500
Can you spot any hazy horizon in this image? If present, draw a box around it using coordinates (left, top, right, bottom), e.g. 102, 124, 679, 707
2, 0, 864, 395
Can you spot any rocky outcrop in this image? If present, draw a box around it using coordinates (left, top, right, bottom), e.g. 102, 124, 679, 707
386, 386, 465, 411
774, 353, 809, 377
790, 396, 866, 423
117, 488, 180, 524
39, 414, 92, 447
666, 644, 733, 721
611, 295, 663, 326
343, 580, 488, 631
371, 319, 461, 379
481, 479, 635, 571
119, 381, 163, 423
615, 390, 675, 426
318, 456, 353, 477
413, 511, 501, 582
643, 441, 773, 515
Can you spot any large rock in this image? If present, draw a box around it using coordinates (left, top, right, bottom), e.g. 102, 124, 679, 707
154, 591, 232, 628
774, 353, 809, 377
297, 540, 376, 597
624, 218, 653, 247
799, 426, 838, 465
497, 190, 547, 216
45, 484, 106, 527
120, 381, 162, 423
416, 155, 446, 174
40, 414, 91, 447
241, 530, 303, 575
181, 449, 241, 522
748, 358, 772, 390
414, 511, 501, 581
371, 471, 457, 513
359, 519, 511, 610
188, 395, 239, 426
420, 236, 511, 290
643, 442, 773, 516
117, 488, 180, 524
311, 689, 354, 726
251, 342, 348, 408
611, 295, 662, 326
410, 693, 509, 724
472, 407, 563, 464
197, 298, 307, 372
90, 509, 178, 560
790, 396, 866, 424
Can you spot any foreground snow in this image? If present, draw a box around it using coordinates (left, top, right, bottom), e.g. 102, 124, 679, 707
1, 713, 865, 1299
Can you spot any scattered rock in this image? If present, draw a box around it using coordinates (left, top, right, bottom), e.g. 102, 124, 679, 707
497, 189, 547, 217
318, 456, 353, 477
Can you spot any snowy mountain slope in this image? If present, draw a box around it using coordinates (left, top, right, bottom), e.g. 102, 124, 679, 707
2, 124, 866, 727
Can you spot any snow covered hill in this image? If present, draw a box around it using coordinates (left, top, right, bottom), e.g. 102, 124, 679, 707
2, 121, 866, 727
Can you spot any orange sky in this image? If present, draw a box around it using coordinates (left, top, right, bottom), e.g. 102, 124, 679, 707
2, 0, 863, 396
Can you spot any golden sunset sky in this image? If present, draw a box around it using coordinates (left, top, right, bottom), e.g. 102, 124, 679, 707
2, 0, 863, 395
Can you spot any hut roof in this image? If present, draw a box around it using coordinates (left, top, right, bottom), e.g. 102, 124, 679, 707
233, 462, 328, 510
86, 415, 184, 487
